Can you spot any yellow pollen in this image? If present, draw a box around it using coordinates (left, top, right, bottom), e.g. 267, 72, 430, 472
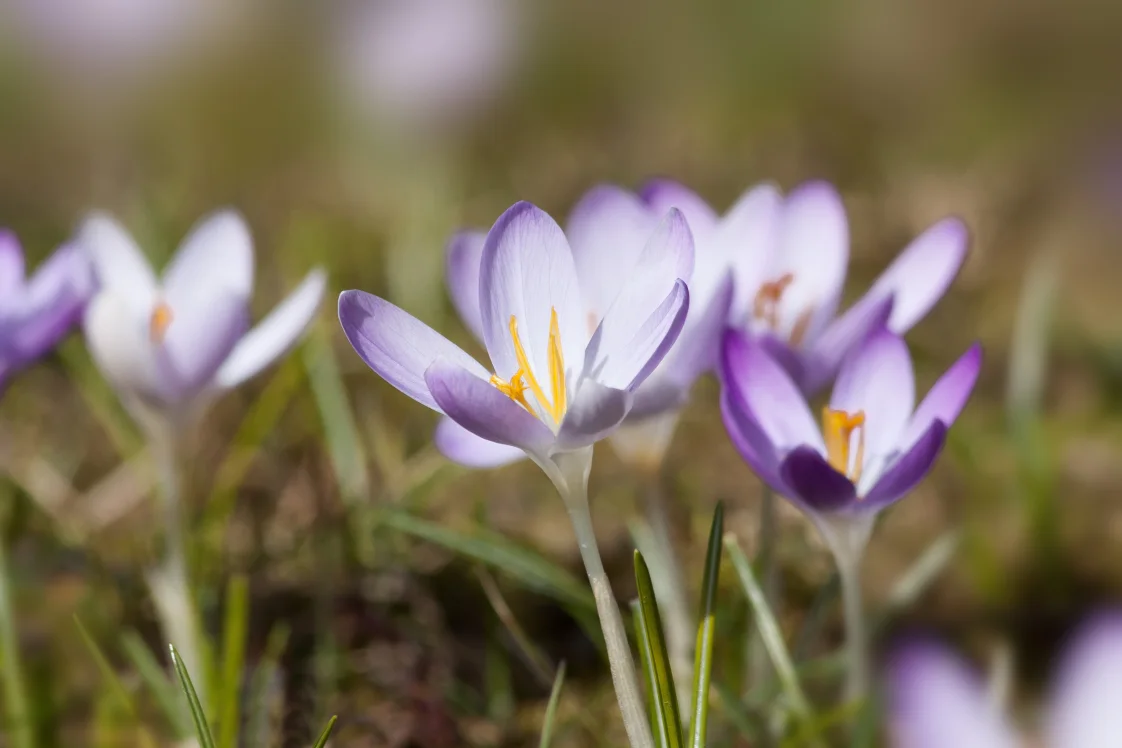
822, 407, 866, 484
753, 273, 795, 329
495, 307, 567, 424
149, 302, 174, 344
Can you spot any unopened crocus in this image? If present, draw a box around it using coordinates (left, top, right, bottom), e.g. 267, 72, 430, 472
887, 613, 1122, 748
340, 200, 689, 748
0, 231, 95, 387
720, 325, 981, 698
647, 179, 968, 394
438, 184, 732, 470
79, 210, 327, 436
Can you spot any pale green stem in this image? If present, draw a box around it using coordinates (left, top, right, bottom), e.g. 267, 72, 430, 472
838, 555, 868, 703
747, 486, 779, 693
0, 527, 34, 748
544, 450, 654, 748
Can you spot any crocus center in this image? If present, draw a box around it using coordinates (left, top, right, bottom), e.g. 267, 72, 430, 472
149, 301, 174, 344
752, 273, 813, 345
822, 407, 866, 484
489, 307, 567, 425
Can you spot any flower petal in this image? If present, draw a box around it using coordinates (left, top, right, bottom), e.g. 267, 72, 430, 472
885, 641, 1020, 748
338, 289, 488, 412
624, 378, 690, 421
434, 416, 526, 468
829, 327, 915, 466
157, 285, 249, 400
716, 183, 783, 320
803, 294, 895, 395
478, 202, 586, 385
658, 270, 734, 387
719, 387, 789, 495
583, 209, 693, 389
859, 421, 946, 511
78, 212, 158, 313
0, 230, 26, 292
901, 343, 982, 450
720, 329, 823, 452
425, 357, 556, 457
873, 218, 968, 334
779, 446, 856, 513
556, 379, 633, 451
216, 269, 327, 388
4, 242, 95, 361
639, 179, 719, 242
768, 181, 848, 344
445, 230, 487, 341
83, 292, 162, 402
1046, 613, 1122, 748
162, 209, 254, 304
566, 185, 661, 321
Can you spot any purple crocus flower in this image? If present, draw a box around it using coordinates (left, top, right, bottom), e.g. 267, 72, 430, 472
339, 200, 690, 470
720, 326, 981, 556
887, 613, 1122, 748
646, 179, 969, 394
0, 230, 95, 387
437, 185, 731, 469
79, 210, 326, 433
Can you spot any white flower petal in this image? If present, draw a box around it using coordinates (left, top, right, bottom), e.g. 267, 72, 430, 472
163, 209, 254, 302
78, 212, 158, 313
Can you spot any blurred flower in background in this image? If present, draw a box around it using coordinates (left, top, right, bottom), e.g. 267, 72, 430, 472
887, 613, 1122, 748
0, 231, 94, 388
331, 0, 521, 132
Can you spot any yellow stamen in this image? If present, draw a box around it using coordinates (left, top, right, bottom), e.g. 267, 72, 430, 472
822, 407, 866, 484
498, 308, 568, 424
149, 302, 174, 344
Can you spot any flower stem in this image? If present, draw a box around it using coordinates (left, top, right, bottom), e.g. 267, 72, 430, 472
547, 450, 654, 748
147, 434, 207, 709
838, 555, 868, 703
0, 527, 34, 748
747, 486, 779, 693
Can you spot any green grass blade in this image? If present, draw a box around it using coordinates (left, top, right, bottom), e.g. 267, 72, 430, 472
74, 616, 138, 720
120, 630, 192, 738
217, 575, 249, 748
170, 644, 216, 748
0, 529, 34, 748
245, 625, 290, 748
538, 661, 567, 748
634, 551, 683, 748
724, 535, 813, 724
310, 715, 338, 748
687, 502, 723, 748
632, 599, 660, 741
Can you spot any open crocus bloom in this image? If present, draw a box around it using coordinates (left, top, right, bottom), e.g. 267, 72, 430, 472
339, 200, 690, 470
720, 325, 980, 558
647, 179, 968, 394
0, 231, 95, 387
439, 184, 730, 468
79, 210, 326, 432
887, 613, 1122, 748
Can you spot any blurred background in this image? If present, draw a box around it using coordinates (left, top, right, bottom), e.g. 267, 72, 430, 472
3, 0, 1122, 744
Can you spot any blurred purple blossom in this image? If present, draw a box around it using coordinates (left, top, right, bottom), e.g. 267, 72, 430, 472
339, 200, 690, 468
0, 231, 95, 387
887, 613, 1122, 748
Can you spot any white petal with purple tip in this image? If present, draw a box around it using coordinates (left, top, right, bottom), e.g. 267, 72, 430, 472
900, 343, 982, 450
556, 379, 632, 451
872, 217, 968, 334
163, 209, 254, 304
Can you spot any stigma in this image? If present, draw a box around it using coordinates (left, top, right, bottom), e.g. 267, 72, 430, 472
492, 308, 567, 425
822, 407, 866, 484
149, 302, 174, 344
752, 273, 813, 345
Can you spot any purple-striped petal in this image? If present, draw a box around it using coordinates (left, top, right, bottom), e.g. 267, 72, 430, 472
163, 209, 254, 304
720, 329, 823, 452
873, 218, 969, 334
567, 185, 661, 321
885, 641, 1019, 748
830, 327, 915, 466
859, 421, 946, 511
426, 357, 556, 458
639, 179, 719, 242
717, 183, 783, 320
803, 294, 895, 395
157, 285, 249, 400
901, 343, 981, 450
1046, 612, 1122, 748
478, 202, 586, 385
0, 231, 25, 292
585, 209, 692, 390
719, 387, 789, 494
338, 290, 489, 412
556, 379, 632, 450
445, 231, 487, 341
434, 416, 526, 468
779, 446, 856, 513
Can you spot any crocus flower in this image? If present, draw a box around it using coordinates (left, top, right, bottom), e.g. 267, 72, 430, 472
339, 200, 690, 471
79, 210, 327, 435
648, 179, 969, 394
887, 613, 1122, 748
0, 230, 95, 387
437, 184, 731, 469
720, 326, 980, 557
